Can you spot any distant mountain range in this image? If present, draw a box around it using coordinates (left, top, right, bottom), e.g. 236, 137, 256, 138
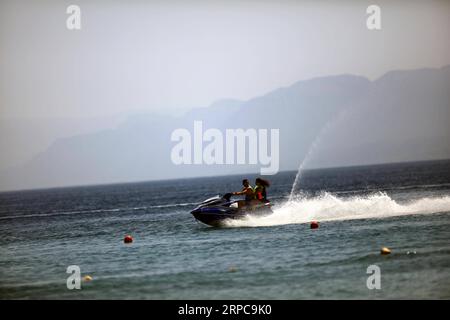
1, 66, 449, 191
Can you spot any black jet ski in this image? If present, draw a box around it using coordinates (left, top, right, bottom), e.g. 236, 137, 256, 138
190, 193, 272, 227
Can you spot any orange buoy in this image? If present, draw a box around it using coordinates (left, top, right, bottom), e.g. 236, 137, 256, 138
124, 235, 133, 244
83, 275, 93, 282
310, 221, 319, 229
228, 266, 237, 273
380, 247, 391, 255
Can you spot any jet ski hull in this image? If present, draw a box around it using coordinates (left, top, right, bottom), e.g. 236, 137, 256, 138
191, 202, 272, 227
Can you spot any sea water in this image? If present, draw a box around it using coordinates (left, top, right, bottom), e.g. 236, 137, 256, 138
0, 160, 449, 299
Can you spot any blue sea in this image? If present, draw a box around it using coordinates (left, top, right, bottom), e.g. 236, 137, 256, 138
1, 160, 450, 299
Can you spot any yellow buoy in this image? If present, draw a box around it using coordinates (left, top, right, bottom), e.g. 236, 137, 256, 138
380, 247, 391, 255
83, 275, 93, 282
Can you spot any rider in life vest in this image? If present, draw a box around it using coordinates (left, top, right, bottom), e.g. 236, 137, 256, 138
233, 179, 255, 201
254, 178, 270, 203
232, 179, 255, 207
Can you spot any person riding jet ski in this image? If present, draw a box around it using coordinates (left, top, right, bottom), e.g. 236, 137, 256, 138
254, 178, 270, 203
232, 179, 255, 208
190, 178, 272, 227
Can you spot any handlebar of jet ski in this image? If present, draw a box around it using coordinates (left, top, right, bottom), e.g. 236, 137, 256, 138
222, 193, 233, 201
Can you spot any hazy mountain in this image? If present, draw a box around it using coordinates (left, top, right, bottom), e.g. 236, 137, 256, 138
0, 114, 127, 171
1, 66, 449, 191
310, 66, 450, 168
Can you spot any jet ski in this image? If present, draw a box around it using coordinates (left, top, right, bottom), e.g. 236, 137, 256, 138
190, 193, 272, 227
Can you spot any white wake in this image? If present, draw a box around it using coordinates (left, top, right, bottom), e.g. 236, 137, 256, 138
225, 192, 450, 227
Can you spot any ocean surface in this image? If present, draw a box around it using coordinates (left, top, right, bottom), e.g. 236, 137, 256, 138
1, 160, 450, 299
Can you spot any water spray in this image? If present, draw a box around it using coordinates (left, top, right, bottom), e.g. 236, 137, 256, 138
288, 105, 355, 201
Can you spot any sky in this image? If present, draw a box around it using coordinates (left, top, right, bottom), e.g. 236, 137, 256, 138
0, 0, 449, 186
1, 0, 449, 119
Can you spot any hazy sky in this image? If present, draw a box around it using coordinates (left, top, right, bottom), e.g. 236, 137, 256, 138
1, 0, 449, 119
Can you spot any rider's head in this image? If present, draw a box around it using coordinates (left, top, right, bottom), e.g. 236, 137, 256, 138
256, 178, 270, 187
242, 179, 250, 187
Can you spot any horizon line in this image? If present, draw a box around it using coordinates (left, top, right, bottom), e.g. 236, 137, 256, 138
1, 158, 449, 194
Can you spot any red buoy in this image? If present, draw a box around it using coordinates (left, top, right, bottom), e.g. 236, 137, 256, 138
124, 235, 133, 243
310, 221, 319, 229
